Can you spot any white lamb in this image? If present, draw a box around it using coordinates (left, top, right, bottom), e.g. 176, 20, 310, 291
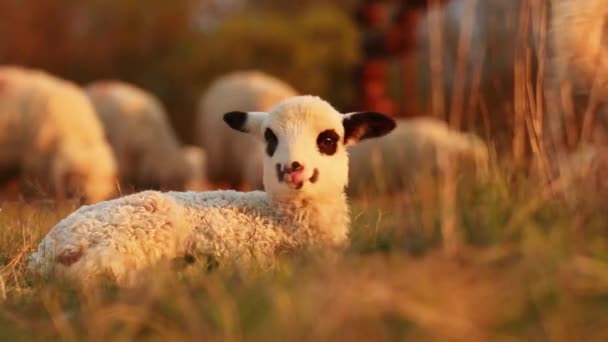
0, 66, 117, 203
197, 70, 298, 190
28, 95, 396, 285
348, 117, 489, 197
86, 81, 207, 191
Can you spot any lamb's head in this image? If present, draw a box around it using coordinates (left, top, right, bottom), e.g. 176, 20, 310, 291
223, 95, 395, 200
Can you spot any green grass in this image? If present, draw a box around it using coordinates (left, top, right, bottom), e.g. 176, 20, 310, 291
0, 167, 607, 341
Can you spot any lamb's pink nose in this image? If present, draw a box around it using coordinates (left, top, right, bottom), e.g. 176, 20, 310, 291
283, 161, 305, 183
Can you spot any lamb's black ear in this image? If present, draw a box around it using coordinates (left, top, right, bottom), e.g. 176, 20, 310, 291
343, 111, 396, 146
223, 111, 267, 135
223, 111, 248, 132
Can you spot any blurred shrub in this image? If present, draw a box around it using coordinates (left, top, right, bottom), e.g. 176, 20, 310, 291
199, 6, 360, 112
0, 1, 360, 143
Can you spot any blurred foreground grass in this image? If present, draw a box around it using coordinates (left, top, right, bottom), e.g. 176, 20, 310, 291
0, 163, 607, 341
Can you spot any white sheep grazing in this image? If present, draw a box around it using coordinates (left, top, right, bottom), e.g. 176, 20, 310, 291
180, 145, 208, 191
197, 70, 298, 190
546, 0, 608, 151
0, 66, 117, 203
348, 117, 488, 197
28, 95, 396, 285
86, 81, 207, 191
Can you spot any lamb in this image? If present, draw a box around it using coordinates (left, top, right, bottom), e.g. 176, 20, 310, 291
348, 117, 488, 197
28, 95, 396, 285
196, 70, 298, 190
0, 66, 117, 203
86, 81, 207, 191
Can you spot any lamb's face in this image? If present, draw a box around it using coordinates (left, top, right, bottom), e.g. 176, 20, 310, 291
224, 95, 396, 199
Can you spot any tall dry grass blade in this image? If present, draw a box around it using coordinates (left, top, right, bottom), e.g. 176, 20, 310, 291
513, 0, 532, 166
466, 47, 486, 137
579, 66, 604, 145
530, 0, 552, 180
0, 275, 6, 301
523, 15, 550, 180
560, 81, 579, 149
478, 90, 492, 142
428, 0, 446, 120
449, 0, 477, 131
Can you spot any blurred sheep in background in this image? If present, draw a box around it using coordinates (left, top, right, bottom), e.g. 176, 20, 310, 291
348, 116, 488, 197
180, 145, 208, 191
196, 70, 298, 190
86, 81, 207, 191
415, 0, 522, 143
0, 66, 117, 203
441, 0, 608, 180
416, 0, 608, 177
546, 0, 608, 153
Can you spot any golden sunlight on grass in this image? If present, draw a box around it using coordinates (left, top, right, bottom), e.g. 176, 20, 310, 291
0, 166, 607, 341
2, 0, 608, 340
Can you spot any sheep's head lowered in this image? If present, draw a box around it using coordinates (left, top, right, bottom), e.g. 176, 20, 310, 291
223, 95, 396, 201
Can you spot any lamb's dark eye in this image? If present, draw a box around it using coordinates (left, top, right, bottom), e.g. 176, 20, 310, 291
316, 129, 339, 155
265, 128, 278, 157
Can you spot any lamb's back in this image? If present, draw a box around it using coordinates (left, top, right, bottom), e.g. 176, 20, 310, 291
168, 190, 291, 265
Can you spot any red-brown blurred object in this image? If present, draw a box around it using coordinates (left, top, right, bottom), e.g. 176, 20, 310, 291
355, 0, 451, 117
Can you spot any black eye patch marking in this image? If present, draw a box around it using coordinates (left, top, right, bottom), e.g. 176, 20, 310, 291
316, 129, 340, 155
265, 128, 278, 157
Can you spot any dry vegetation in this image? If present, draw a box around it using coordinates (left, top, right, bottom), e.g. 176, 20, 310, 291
1, 0, 608, 340
0, 165, 607, 341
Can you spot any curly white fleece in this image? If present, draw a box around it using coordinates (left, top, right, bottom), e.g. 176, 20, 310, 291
29, 189, 348, 285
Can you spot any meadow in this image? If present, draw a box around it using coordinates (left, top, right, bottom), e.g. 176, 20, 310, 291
0, 162, 607, 341
1, 1, 608, 341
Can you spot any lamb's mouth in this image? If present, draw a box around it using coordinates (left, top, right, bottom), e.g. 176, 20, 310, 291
276, 166, 319, 189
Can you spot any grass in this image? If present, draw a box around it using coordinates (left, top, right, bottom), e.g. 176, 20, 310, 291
0, 165, 607, 341
2, 2, 608, 340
